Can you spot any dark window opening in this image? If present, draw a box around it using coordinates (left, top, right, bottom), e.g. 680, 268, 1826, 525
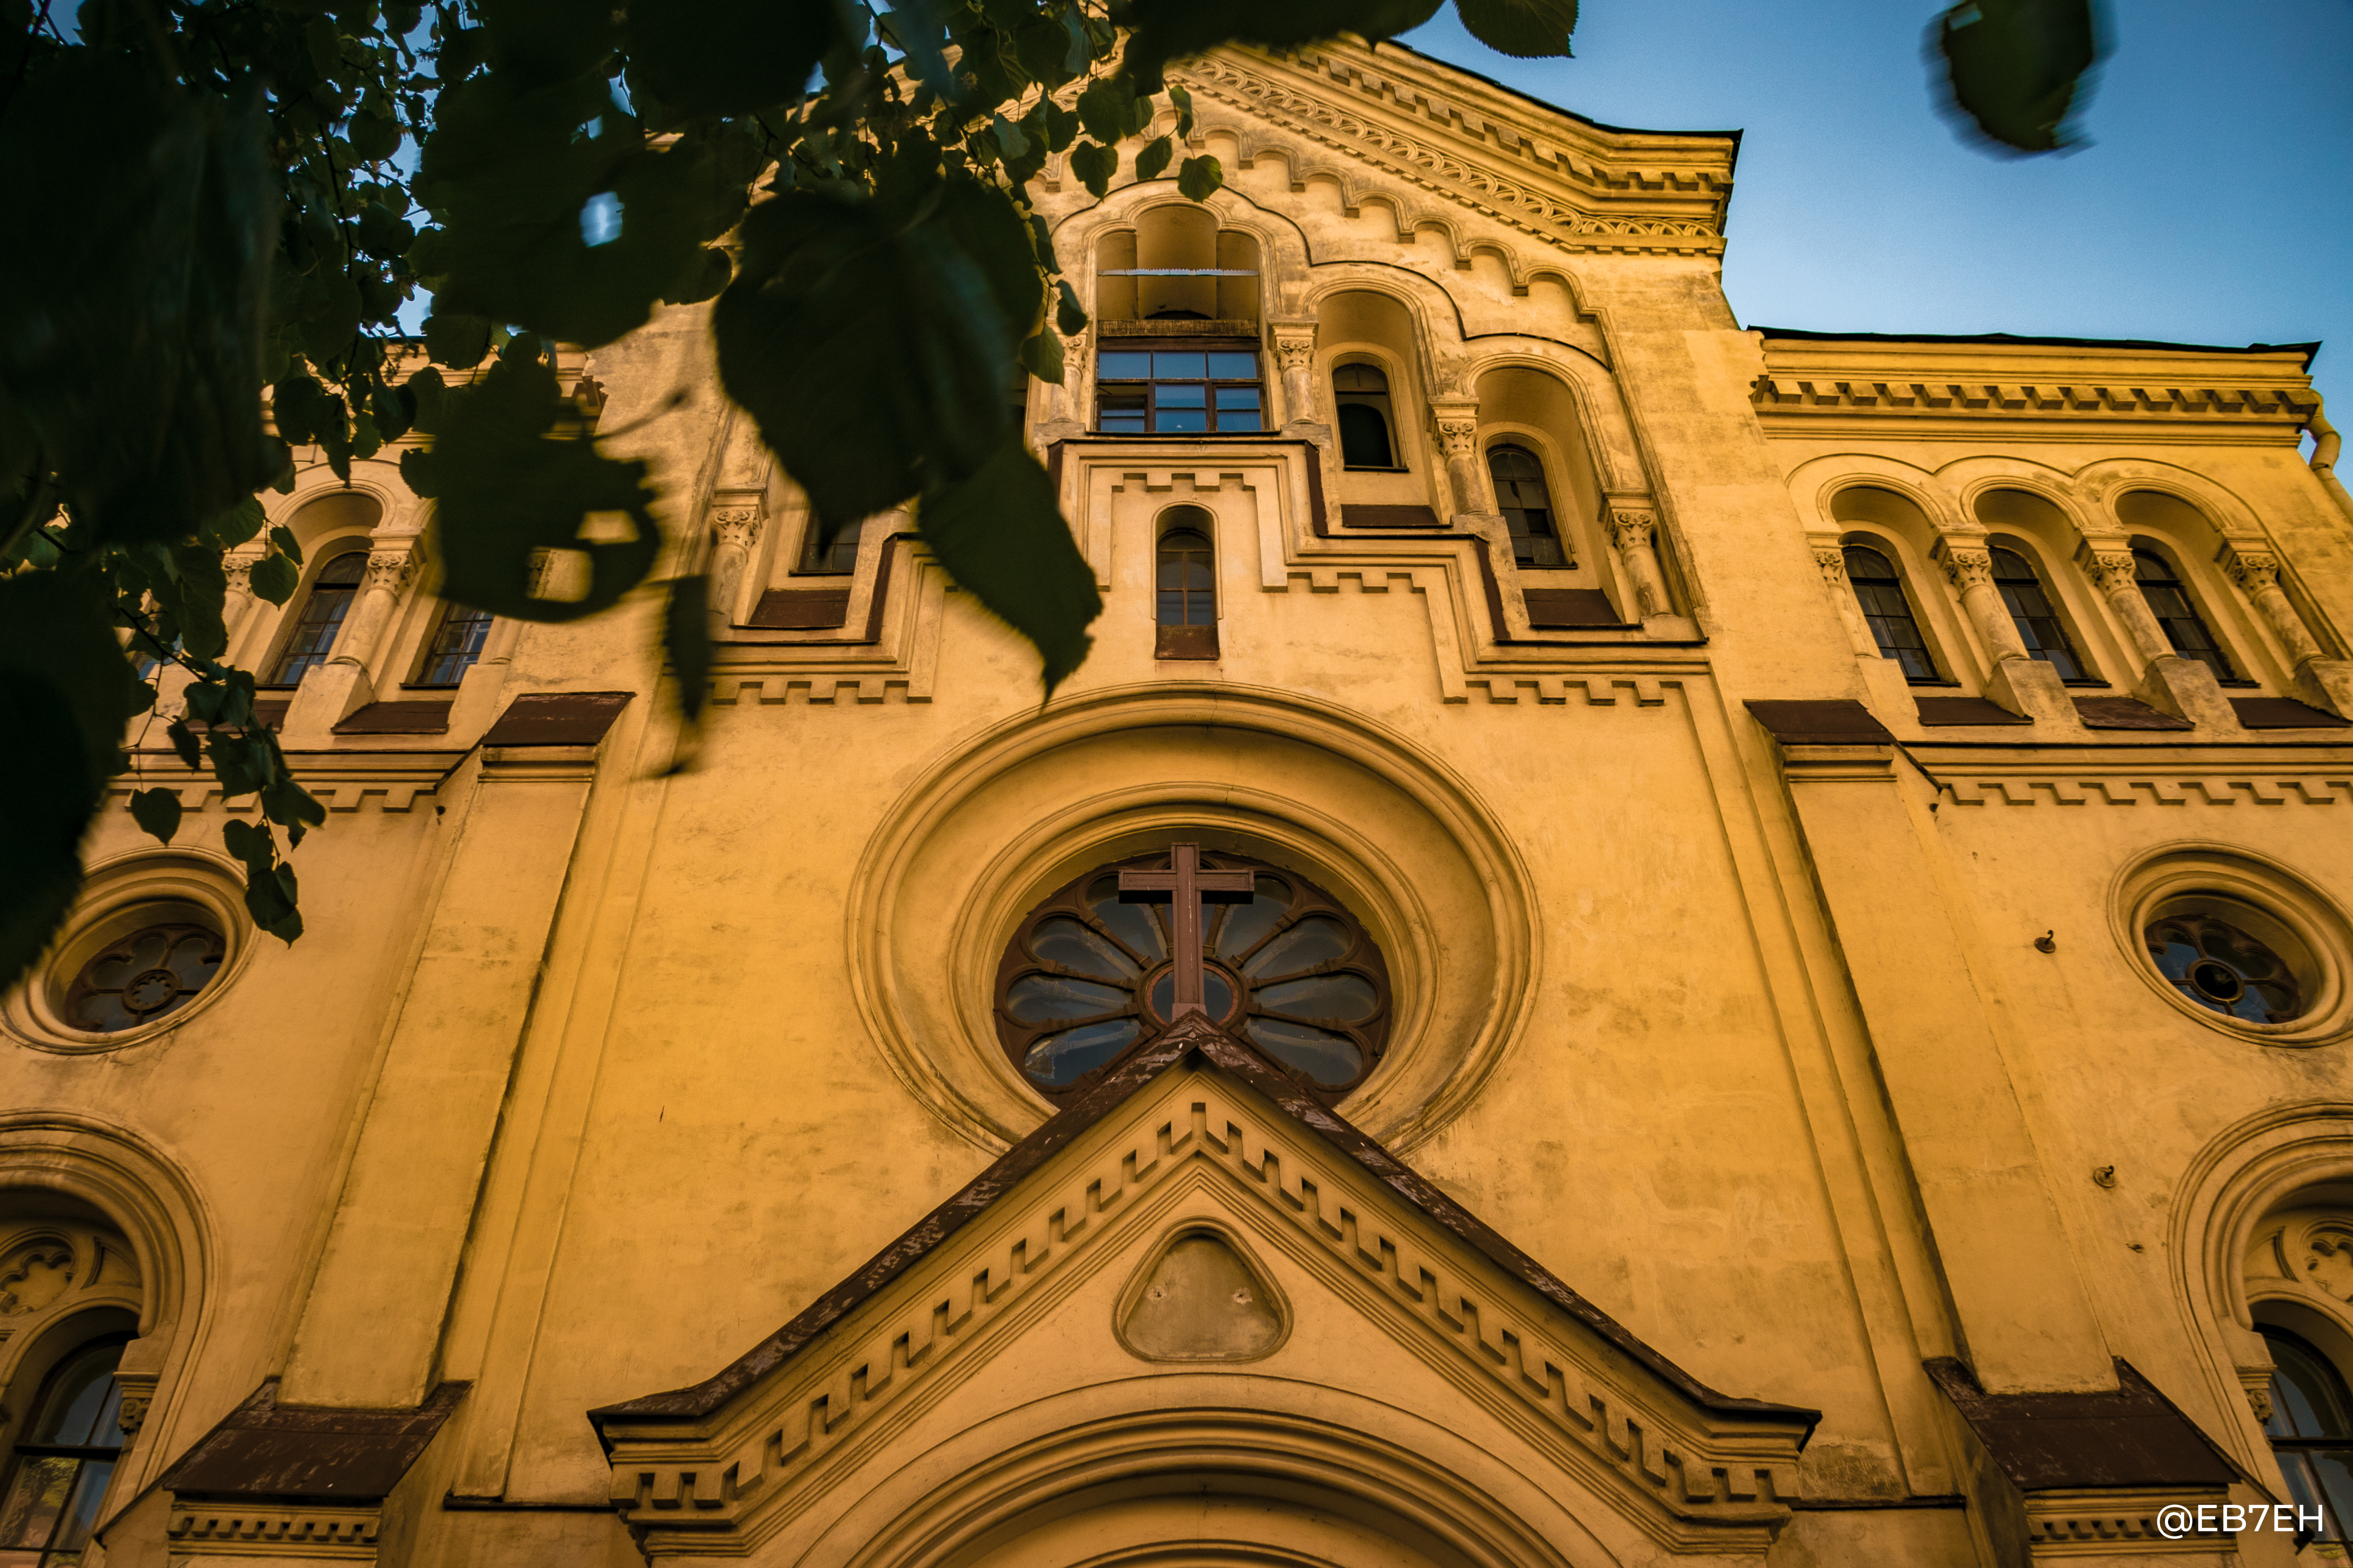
0, 1335, 130, 1567
1486, 444, 1567, 569
799, 517, 864, 576
266, 549, 368, 686
2134, 549, 2238, 680
1843, 544, 1939, 682
1097, 349, 1262, 434
417, 602, 493, 687
1156, 525, 1217, 659
2260, 1326, 2353, 1542
1333, 364, 1398, 469
1991, 546, 2088, 682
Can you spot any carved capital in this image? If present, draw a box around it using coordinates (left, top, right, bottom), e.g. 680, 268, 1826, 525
710, 508, 763, 552
224, 554, 261, 598
1608, 509, 1656, 552
1813, 545, 1848, 586
1436, 418, 1478, 455
2086, 550, 2140, 593
1938, 545, 1994, 592
363, 549, 416, 597
117, 1392, 151, 1436
2227, 550, 2282, 593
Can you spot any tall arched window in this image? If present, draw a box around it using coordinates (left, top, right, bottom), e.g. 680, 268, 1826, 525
417, 602, 493, 687
1842, 545, 1938, 681
1486, 444, 1567, 568
0, 1334, 130, 1566
1156, 523, 1216, 660
2260, 1325, 2353, 1542
265, 549, 368, 685
1991, 546, 2087, 680
1333, 364, 1397, 470
2134, 549, 2238, 679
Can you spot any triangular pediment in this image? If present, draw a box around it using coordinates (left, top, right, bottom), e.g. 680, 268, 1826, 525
593, 1023, 1816, 1563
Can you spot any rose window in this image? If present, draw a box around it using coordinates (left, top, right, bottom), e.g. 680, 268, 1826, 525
2145, 911, 2303, 1024
62, 922, 224, 1033
996, 850, 1391, 1100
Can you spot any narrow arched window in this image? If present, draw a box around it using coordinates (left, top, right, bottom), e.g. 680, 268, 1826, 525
2260, 1326, 2353, 1542
1486, 444, 1566, 568
2134, 549, 2237, 679
1333, 364, 1397, 469
1991, 547, 2086, 680
1842, 545, 1938, 681
266, 549, 368, 685
1155, 525, 1216, 659
417, 602, 494, 687
0, 1334, 130, 1566
798, 517, 863, 576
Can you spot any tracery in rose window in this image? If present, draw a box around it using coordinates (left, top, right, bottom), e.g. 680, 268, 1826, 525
995, 849, 1391, 1101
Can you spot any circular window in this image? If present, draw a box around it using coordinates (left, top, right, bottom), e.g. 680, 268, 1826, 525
60, 922, 224, 1033
2146, 909, 2302, 1024
996, 850, 1391, 1100
2110, 846, 2353, 1048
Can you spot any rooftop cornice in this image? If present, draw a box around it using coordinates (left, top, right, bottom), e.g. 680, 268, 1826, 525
1173, 40, 1734, 255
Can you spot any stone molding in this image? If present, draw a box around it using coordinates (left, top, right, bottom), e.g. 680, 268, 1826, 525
1752, 375, 2316, 423
1940, 774, 2353, 807
164, 1502, 381, 1558
2019, 1488, 2234, 1556
1176, 51, 1726, 256
596, 1052, 1811, 1557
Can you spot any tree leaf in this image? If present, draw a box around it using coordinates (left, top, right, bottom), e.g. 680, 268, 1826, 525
1451, 0, 1576, 58
662, 574, 710, 726
1118, 0, 1442, 89
1055, 278, 1087, 337
249, 550, 300, 605
713, 186, 1016, 536
1068, 139, 1117, 198
0, 571, 140, 990
1134, 135, 1174, 182
221, 818, 302, 942
198, 494, 267, 550
1176, 154, 1224, 202
625, 0, 840, 119
1075, 76, 1134, 145
1168, 82, 1196, 138
1933, 0, 2105, 153
1018, 329, 1065, 385
129, 787, 183, 844
423, 310, 493, 369
917, 438, 1099, 695
269, 523, 305, 566
425, 348, 664, 621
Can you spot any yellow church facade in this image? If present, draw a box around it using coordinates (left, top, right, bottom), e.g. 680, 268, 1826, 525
7, 37, 2353, 1568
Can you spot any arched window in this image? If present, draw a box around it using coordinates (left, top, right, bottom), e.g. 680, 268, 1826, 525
1841, 545, 1938, 682
1333, 364, 1397, 469
1155, 524, 1216, 660
995, 849, 1391, 1101
2134, 549, 2238, 680
2260, 1325, 2353, 1541
1486, 444, 1567, 569
417, 602, 493, 687
265, 549, 368, 686
0, 1334, 130, 1566
1990, 546, 2087, 680
798, 517, 863, 576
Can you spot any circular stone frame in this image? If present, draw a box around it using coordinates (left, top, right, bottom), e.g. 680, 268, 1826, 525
2109, 843, 2353, 1049
3, 849, 255, 1054
845, 684, 1540, 1153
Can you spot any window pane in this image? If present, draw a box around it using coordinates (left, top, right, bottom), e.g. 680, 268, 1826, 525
1205, 352, 1258, 380
0, 1457, 74, 1551
1098, 352, 1152, 380
1156, 407, 1208, 433
1332, 363, 1388, 392
1339, 405, 1394, 468
1155, 384, 1206, 408
30, 1346, 123, 1447
2268, 1330, 2353, 1438
1022, 1018, 1142, 1087
1214, 387, 1260, 410
1152, 352, 1207, 379
49, 1460, 112, 1554
1991, 549, 2084, 680
420, 603, 494, 686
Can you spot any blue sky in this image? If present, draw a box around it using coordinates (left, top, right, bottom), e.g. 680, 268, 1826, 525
1400, 0, 2353, 425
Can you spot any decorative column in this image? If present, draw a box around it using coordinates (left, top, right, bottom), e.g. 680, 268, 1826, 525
2226, 545, 2353, 714
1431, 402, 1487, 520
329, 545, 417, 670
2082, 550, 2173, 664
1606, 505, 1673, 619
1935, 539, 2031, 664
2082, 546, 2238, 727
707, 507, 764, 629
1815, 544, 1879, 658
1039, 328, 1088, 441
1268, 320, 1318, 429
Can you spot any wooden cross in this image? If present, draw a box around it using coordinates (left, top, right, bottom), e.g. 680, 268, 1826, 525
1119, 844, 1254, 1019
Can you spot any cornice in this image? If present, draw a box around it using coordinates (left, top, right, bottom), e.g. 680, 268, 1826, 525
1174, 43, 1731, 256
